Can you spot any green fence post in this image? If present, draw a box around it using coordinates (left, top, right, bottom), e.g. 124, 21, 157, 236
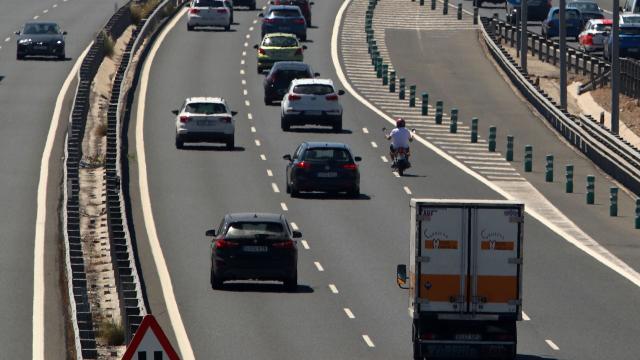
389, 71, 396, 92
409, 85, 416, 107
457, 3, 462, 19
431, 0, 436, 10
586, 175, 595, 204
506, 135, 514, 161
435, 100, 443, 124
471, 117, 478, 143
450, 109, 458, 133
421, 93, 429, 116
566, 164, 574, 193
443, 0, 448, 14
524, 145, 533, 172
376, 60, 383, 78
382, 64, 388, 85
399, 78, 406, 99
488, 126, 497, 152
420, 0, 424, 5
610, 187, 618, 216
545, 155, 554, 182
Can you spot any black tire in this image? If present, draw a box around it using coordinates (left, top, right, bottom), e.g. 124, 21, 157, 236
281, 116, 290, 131
291, 183, 300, 197
210, 267, 223, 289
286, 181, 291, 194
332, 117, 342, 132
225, 25, 231, 31
257, 67, 263, 74
175, 136, 184, 149
58, 52, 65, 60
226, 137, 235, 150
398, 167, 404, 176
283, 270, 297, 291
16, 53, 24, 60
301, 34, 307, 41
347, 186, 360, 198
264, 98, 273, 105
187, 24, 194, 31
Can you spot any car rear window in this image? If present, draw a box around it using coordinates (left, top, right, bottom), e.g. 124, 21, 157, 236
269, 9, 301, 17
566, 9, 581, 19
569, 2, 599, 11
274, 70, 312, 84
621, 27, 640, 35
23, 23, 60, 35
623, 16, 640, 24
292, 84, 334, 95
184, 102, 227, 114
194, 0, 225, 7
303, 148, 352, 162
263, 36, 299, 47
593, 24, 612, 31
225, 222, 285, 238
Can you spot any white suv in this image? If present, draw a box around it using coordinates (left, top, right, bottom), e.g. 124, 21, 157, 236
187, 0, 232, 31
174, 97, 235, 149
280, 79, 345, 132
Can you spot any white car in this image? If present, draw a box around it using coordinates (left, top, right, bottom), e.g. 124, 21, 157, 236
187, 0, 231, 31
174, 97, 235, 149
621, 13, 640, 24
578, 18, 612, 52
280, 79, 345, 132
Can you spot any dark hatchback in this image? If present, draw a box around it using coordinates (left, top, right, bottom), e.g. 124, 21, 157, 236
207, 213, 300, 290
284, 142, 361, 197
507, 0, 552, 23
16, 21, 67, 60
260, 5, 307, 41
271, 0, 313, 26
264, 61, 317, 104
567, 0, 604, 23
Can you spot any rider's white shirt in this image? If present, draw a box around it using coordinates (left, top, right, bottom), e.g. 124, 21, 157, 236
390, 127, 411, 148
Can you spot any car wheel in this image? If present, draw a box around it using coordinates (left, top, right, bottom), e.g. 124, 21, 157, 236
187, 24, 194, 31
175, 136, 184, 149
16, 53, 24, 60
58, 52, 65, 60
301, 34, 307, 42
264, 98, 273, 105
257, 67, 262, 74
398, 167, 404, 176
283, 270, 297, 291
332, 117, 342, 132
210, 267, 224, 290
225, 25, 231, 31
286, 181, 291, 194
281, 116, 290, 131
291, 182, 300, 197
226, 136, 235, 150
347, 186, 360, 198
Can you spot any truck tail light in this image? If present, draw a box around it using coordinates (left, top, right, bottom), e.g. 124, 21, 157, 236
272, 240, 295, 249
288, 94, 301, 101
179, 115, 190, 123
325, 93, 339, 101
215, 239, 239, 249
296, 161, 311, 169
189, 8, 200, 14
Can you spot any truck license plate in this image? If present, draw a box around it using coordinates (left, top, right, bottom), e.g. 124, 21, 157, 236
455, 334, 482, 341
243, 246, 268, 252
317, 172, 337, 178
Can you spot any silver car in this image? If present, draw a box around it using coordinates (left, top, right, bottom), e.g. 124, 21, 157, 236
174, 97, 235, 149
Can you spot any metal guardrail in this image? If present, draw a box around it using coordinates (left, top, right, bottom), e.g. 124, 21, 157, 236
481, 16, 640, 196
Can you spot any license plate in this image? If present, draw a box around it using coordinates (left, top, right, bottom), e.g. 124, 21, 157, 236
243, 246, 268, 252
317, 172, 337, 178
454, 334, 482, 341
305, 110, 321, 115
34, 46, 47, 50
196, 120, 214, 125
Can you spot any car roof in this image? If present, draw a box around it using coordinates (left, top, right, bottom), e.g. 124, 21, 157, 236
185, 97, 226, 103
226, 213, 284, 222
303, 141, 350, 149
272, 61, 311, 70
24, 21, 59, 25
264, 32, 298, 39
268, 5, 302, 10
290, 78, 334, 86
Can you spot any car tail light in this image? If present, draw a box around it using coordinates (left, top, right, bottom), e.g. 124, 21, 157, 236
421, 332, 437, 340
288, 94, 301, 101
294, 18, 305, 25
495, 333, 514, 341
342, 163, 358, 170
272, 240, 295, 249
258, 47, 266, 55
325, 93, 339, 101
220, 117, 232, 123
215, 239, 239, 249
189, 8, 200, 14
263, 18, 276, 23
296, 161, 311, 169
583, 33, 593, 45
179, 115, 190, 123
217, 8, 228, 13
295, 48, 303, 56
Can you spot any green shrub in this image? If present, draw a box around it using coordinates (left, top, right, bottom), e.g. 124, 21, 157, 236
101, 31, 115, 58
130, 0, 162, 24
98, 319, 125, 346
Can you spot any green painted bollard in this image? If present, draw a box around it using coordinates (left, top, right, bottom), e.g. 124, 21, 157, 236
586, 175, 595, 205
435, 100, 443, 124
399, 78, 406, 99
450, 109, 458, 133
420, 0, 424, 5
389, 71, 396, 92
524, 145, 533, 172
545, 155, 554, 182
382, 64, 389, 85
506, 135, 514, 161
565, 165, 574, 193
635, 199, 640, 229
457, 3, 462, 19
376, 60, 383, 78
610, 187, 619, 217
421, 93, 429, 116
488, 126, 497, 152
409, 85, 416, 107
443, 0, 448, 14
431, 0, 436, 10
471, 117, 478, 143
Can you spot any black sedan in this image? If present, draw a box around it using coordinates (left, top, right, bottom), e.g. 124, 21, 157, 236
263, 61, 317, 105
15, 22, 67, 60
207, 213, 301, 290
283, 141, 361, 197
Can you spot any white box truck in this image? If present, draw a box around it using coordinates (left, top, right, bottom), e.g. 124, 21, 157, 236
396, 199, 524, 360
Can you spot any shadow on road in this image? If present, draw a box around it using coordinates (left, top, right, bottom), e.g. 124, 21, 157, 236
293, 192, 371, 200
190, 28, 237, 33
286, 127, 353, 134
181, 145, 246, 152
517, 355, 558, 360
220, 282, 314, 293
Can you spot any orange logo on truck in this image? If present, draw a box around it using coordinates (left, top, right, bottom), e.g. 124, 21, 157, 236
480, 241, 514, 250
425, 240, 459, 249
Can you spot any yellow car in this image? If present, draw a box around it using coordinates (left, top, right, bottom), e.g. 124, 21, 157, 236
254, 33, 306, 73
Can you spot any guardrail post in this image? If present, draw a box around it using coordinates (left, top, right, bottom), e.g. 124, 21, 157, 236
590, 58, 596, 83
566, 165, 573, 193
435, 100, 443, 124
457, 3, 462, 19
471, 117, 478, 143
552, 45, 557, 66
567, 49, 574, 73
409, 85, 416, 107
610, 187, 618, 216
431, 0, 436, 10
382, 64, 388, 85
586, 175, 595, 204
399, 78, 406, 99
376, 59, 383, 78
600, 111, 605, 125
635, 199, 640, 229
371, 45, 378, 65
506, 135, 514, 161
545, 41, 550, 63
524, 145, 533, 172
538, 35, 543, 60
443, 0, 448, 15
450, 109, 458, 133
545, 155, 554, 182
389, 71, 396, 92
473, 7, 478, 25
421, 93, 429, 116
488, 126, 496, 152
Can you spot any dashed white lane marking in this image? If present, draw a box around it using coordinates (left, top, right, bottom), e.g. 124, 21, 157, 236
271, 183, 280, 193
344, 308, 355, 319
241, 59, 245, 65
329, 284, 339, 293
280, 202, 288, 211
248, 113, 253, 120
403, 186, 412, 195
290, 222, 299, 230
244, 42, 248, 47
314, 261, 324, 271
545, 339, 560, 351
253, 19, 258, 24
240, 69, 245, 75
266, 169, 273, 177
262, 5, 266, 9
362, 335, 375, 348
43, 9, 48, 13
241, 79, 246, 85
4, 37, 10, 42
301, 240, 310, 249
244, 100, 250, 107
522, 312, 531, 321
381, 155, 388, 163
370, 141, 378, 148
249, 26, 254, 31
393, 171, 400, 177
260, 154, 266, 160
245, 34, 250, 39
53, 4, 58, 7
254, 139, 260, 147
362, 127, 369, 134
33, 15, 39, 19
242, 50, 246, 56
250, 126, 256, 133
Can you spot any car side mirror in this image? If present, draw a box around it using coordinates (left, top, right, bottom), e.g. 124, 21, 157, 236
338, 90, 345, 95
14, 31, 20, 35
396, 264, 409, 289
269, 0, 274, 3
310, 1, 314, 4
313, 72, 320, 77
292, 230, 302, 238
258, 13, 264, 17
283, 154, 292, 161
302, 45, 307, 49
253, 44, 259, 49
231, 111, 238, 116
205, 229, 217, 237
354, 156, 362, 162
62, 31, 68, 35
171, 109, 179, 115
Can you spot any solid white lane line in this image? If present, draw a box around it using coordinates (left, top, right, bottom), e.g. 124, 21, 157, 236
403, 186, 412, 195
546, 340, 560, 350
245, 100, 250, 107
344, 308, 355, 319
381, 155, 388, 163
522, 312, 531, 321
254, 139, 261, 146
370, 141, 378, 148
301, 240, 310, 249
362, 127, 369, 134
290, 222, 299, 231
271, 183, 280, 193
240, 69, 245, 75
134, 8, 195, 359
280, 202, 288, 211
260, 154, 266, 160
314, 261, 324, 271
266, 169, 273, 177
248, 113, 253, 120
329, 284, 339, 293
362, 335, 375, 347
250, 126, 256, 133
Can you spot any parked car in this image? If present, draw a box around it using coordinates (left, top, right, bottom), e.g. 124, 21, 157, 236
233, 0, 256, 10
567, 0, 604, 24
578, 18, 612, 52
603, 24, 640, 59
260, 5, 307, 41
15, 22, 66, 60
621, 13, 640, 24
254, 33, 306, 73
283, 142, 361, 197
263, 61, 317, 105
280, 78, 345, 131
506, 0, 552, 23
207, 213, 301, 290
542, 7, 583, 40
173, 97, 235, 149
622, 0, 640, 13
186, 0, 231, 31
270, 0, 313, 26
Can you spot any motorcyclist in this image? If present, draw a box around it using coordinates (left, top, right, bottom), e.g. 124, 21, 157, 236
386, 117, 413, 162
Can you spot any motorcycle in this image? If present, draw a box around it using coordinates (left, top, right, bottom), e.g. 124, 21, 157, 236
383, 127, 415, 176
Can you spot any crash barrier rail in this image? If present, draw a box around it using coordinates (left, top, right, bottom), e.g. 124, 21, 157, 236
481, 16, 640, 197
64, 0, 182, 358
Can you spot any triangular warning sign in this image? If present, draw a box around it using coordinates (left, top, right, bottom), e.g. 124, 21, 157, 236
122, 314, 180, 360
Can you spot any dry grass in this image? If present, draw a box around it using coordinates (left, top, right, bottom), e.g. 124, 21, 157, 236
130, 0, 162, 24
97, 319, 125, 346
95, 122, 107, 138
101, 31, 115, 59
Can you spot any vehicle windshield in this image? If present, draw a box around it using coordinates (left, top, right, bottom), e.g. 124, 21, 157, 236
184, 102, 227, 114
622, 16, 640, 24
194, 0, 225, 7
620, 27, 640, 35
551, 9, 581, 19
23, 23, 61, 35
269, 9, 301, 17
263, 36, 299, 47
225, 222, 286, 238
303, 148, 353, 162
293, 84, 334, 95
569, 2, 599, 11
